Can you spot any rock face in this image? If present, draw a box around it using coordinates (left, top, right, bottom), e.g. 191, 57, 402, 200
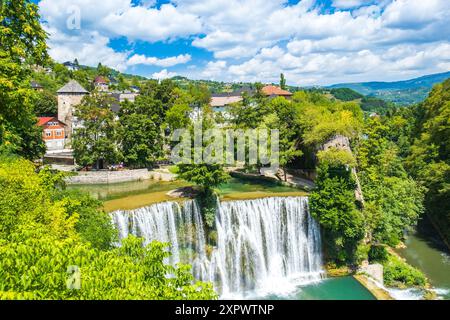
319, 134, 352, 152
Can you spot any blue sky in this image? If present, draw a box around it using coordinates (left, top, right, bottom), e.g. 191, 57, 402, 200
34, 0, 450, 85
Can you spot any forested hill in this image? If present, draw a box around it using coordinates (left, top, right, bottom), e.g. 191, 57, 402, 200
33, 60, 447, 115
327, 71, 450, 105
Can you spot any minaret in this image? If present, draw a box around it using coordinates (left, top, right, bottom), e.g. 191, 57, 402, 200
57, 80, 89, 141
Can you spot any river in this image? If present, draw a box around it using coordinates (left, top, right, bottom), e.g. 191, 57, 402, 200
71, 177, 450, 300
396, 217, 450, 300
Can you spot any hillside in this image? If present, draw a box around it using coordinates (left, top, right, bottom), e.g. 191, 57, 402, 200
328, 71, 450, 105
33, 60, 446, 115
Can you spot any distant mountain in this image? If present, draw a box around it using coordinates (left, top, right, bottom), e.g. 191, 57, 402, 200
328, 71, 450, 105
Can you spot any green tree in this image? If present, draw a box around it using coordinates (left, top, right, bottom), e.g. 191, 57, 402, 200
118, 98, 164, 168
0, 157, 217, 300
280, 73, 287, 90
72, 91, 123, 169
165, 103, 192, 132
34, 90, 57, 116
405, 79, 450, 243
58, 189, 118, 250
176, 113, 229, 227
0, 51, 45, 159
330, 88, 364, 102
96, 63, 110, 77
0, 0, 48, 65
310, 161, 365, 264
356, 116, 424, 246
117, 74, 130, 91
0, 0, 48, 159
262, 97, 303, 180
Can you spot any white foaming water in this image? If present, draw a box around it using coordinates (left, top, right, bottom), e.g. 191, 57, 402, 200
386, 288, 424, 300
111, 197, 325, 298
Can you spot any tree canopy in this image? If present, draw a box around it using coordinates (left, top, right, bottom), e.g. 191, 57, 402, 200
0, 157, 217, 300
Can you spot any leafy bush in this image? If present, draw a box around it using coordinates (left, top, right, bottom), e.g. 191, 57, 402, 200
383, 253, 426, 288
0, 157, 217, 300
310, 163, 365, 264
368, 245, 389, 263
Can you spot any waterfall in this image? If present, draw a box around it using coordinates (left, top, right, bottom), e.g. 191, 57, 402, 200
111, 197, 324, 298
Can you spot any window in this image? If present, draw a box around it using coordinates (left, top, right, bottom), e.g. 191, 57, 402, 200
56, 130, 63, 137
45, 131, 52, 137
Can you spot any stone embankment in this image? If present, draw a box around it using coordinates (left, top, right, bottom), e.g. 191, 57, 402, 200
65, 168, 177, 185
66, 169, 151, 184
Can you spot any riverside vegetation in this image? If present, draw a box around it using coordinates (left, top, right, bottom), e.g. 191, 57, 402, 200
1, 0, 449, 299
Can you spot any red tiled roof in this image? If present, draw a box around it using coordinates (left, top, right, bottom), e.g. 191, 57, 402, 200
37, 117, 66, 127
94, 76, 109, 84
262, 85, 292, 96
37, 117, 54, 126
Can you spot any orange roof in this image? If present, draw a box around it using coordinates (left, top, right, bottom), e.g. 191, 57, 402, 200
37, 117, 54, 126
37, 117, 65, 127
94, 76, 109, 84
262, 85, 292, 96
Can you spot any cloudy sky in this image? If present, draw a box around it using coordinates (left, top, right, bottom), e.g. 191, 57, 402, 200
34, 0, 450, 85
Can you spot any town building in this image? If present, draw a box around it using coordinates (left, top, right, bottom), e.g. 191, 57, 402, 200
63, 61, 81, 71
209, 88, 255, 111
57, 80, 89, 140
210, 93, 244, 112
110, 91, 140, 113
31, 80, 43, 91
261, 85, 292, 99
94, 76, 109, 91
38, 117, 67, 151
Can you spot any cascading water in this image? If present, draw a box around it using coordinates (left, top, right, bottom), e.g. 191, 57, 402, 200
111, 197, 324, 298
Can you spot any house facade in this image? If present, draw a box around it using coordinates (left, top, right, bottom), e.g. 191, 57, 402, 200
94, 76, 109, 91
38, 117, 67, 151
210, 94, 244, 112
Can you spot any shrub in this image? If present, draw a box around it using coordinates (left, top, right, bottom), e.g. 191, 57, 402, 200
383, 253, 426, 288
368, 245, 389, 263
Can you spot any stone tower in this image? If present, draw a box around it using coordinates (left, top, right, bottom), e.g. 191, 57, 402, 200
57, 80, 89, 141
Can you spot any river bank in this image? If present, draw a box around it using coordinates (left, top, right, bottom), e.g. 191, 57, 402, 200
396, 216, 450, 300
69, 176, 309, 212
353, 275, 393, 300
67, 178, 447, 300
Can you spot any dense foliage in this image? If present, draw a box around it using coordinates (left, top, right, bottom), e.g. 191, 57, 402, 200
310, 158, 365, 264
0, 0, 47, 159
405, 79, 450, 244
355, 117, 424, 246
119, 96, 164, 168
0, 157, 217, 300
72, 92, 123, 169
330, 88, 364, 101
368, 246, 426, 288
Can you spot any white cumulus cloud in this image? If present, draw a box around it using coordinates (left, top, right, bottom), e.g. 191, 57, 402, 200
127, 54, 192, 67
37, 0, 450, 85
152, 69, 178, 80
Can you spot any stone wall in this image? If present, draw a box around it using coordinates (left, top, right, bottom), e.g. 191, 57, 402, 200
57, 93, 86, 139
359, 263, 384, 286
66, 169, 150, 185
